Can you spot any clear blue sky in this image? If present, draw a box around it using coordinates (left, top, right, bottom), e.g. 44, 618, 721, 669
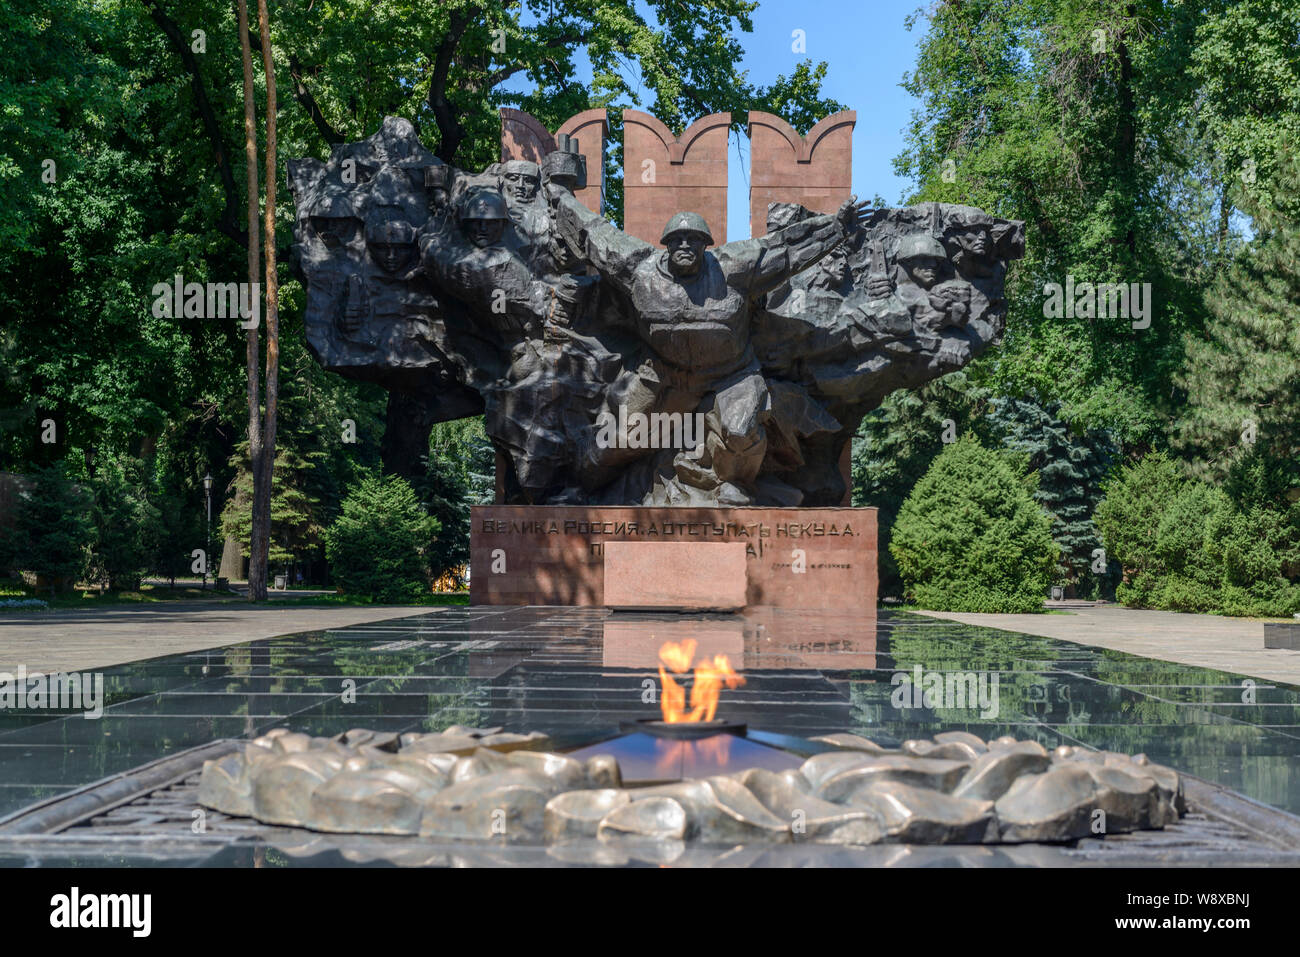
512, 0, 930, 240
722, 0, 928, 239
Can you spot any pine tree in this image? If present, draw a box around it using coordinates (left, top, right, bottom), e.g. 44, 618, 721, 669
1177, 152, 1300, 493
325, 475, 439, 601
891, 435, 1059, 614
221, 443, 325, 583
986, 396, 1117, 597
11, 466, 94, 598
151, 487, 202, 588
87, 456, 162, 591
415, 417, 496, 585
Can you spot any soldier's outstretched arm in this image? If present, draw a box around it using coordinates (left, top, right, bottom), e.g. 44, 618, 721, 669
723, 196, 871, 296
549, 188, 654, 294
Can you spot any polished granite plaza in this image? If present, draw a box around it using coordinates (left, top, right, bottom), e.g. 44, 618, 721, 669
1, 605, 1298, 831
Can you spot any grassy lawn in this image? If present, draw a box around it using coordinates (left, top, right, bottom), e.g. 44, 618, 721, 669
0, 581, 239, 608
266, 592, 470, 607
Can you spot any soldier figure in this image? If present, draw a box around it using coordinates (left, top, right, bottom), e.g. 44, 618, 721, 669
551, 188, 868, 503
947, 220, 998, 279
499, 159, 542, 205
422, 188, 551, 342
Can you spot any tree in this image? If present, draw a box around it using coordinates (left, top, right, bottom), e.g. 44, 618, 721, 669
247, 0, 283, 602
410, 416, 496, 584
1187, 0, 1300, 224
852, 372, 992, 596
1095, 452, 1300, 615
325, 475, 439, 601
893, 0, 1218, 449
986, 396, 1117, 596
87, 456, 163, 591
1176, 153, 1300, 493
891, 435, 1058, 614
10, 466, 94, 598
0, 0, 845, 500
221, 443, 325, 582
235, 0, 267, 600
151, 487, 202, 587
266, 0, 844, 169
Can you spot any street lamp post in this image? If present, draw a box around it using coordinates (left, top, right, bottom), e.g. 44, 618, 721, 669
203, 472, 212, 591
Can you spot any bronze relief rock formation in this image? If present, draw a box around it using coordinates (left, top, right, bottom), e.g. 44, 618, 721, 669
289, 116, 1025, 506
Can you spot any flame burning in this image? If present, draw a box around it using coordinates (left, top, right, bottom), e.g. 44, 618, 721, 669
656, 639, 745, 723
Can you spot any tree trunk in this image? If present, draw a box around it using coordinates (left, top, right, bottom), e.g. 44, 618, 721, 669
250, 0, 280, 602
237, 0, 266, 601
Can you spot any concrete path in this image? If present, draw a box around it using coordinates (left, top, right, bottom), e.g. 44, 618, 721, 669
0, 603, 437, 674
913, 605, 1300, 685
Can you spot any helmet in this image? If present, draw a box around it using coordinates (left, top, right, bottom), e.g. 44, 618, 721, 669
499, 159, 540, 180
897, 233, 946, 261
365, 211, 415, 245
459, 189, 508, 222
660, 211, 714, 245
310, 191, 356, 219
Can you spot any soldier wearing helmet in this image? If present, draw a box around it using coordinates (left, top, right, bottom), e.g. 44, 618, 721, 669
350, 206, 439, 351
411, 186, 546, 344
458, 188, 509, 249
890, 231, 972, 360
365, 209, 418, 274
309, 191, 361, 249
944, 216, 999, 280
660, 212, 713, 280
896, 233, 947, 289
548, 185, 869, 503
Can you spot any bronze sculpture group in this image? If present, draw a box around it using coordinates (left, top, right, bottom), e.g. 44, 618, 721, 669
289, 116, 1024, 506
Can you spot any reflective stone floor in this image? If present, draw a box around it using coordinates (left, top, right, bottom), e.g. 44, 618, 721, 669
2, 606, 1298, 827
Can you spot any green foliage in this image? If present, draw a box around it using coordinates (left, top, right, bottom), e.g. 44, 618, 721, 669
150, 486, 202, 586
1176, 152, 1300, 495
1188, 0, 1300, 219
0, 0, 842, 590
217, 336, 385, 581
852, 372, 993, 595
893, 0, 1224, 448
324, 475, 440, 602
855, 382, 1115, 599
221, 443, 326, 575
412, 417, 496, 583
1095, 453, 1300, 616
9, 466, 95, 597
986, 396, 1117, 595
87, 456, 163, 590
890, 435, 1059, 613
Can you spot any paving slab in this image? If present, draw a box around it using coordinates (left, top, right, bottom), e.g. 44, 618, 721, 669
0, 602, 438, 674
0, 606, 1297, 828
912, 606, 1300, 686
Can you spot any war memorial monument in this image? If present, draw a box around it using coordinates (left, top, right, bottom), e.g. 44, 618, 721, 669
287, 114, 1025, 611
188, 111, 1205, 852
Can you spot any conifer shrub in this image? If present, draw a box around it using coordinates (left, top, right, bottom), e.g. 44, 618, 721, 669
891, 435, 1059, 613
1095, 453, 1300, 616
324, 475, 439, 602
